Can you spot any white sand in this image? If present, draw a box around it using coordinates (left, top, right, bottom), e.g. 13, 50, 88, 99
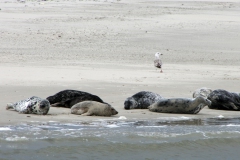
0, 0, 240, 125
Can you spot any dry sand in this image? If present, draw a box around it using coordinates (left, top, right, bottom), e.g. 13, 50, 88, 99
0, 0, 240, 125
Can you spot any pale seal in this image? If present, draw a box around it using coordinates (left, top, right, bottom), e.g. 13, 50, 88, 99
148, 96, 211, 114
193, 87, 213, 98
124, 91, 163, 110
71, 101, 118, 116
46, 89, 104, 108
207, 89, 240, 110
6, 96, 50, 115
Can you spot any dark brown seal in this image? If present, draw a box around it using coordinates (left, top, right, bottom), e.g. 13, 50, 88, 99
207, 89, 240, 110
46, 89, 104, 108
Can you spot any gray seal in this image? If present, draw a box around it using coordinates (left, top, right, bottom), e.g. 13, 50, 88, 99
193, 87, 213, 98
71, 101, 118, 116
207, 89, 240, 110
124, 91, 163, 110
148, 96, 211, 114
6, 96, 50, 115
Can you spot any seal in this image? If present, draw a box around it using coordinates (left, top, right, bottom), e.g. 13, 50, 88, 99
207, 89, 240, 110
124, 91, 163, 110
46, 89, 104, 108
71, 101, 118, 116
6, 96, 50, 115
193, 87, 213, 98
148, 96, 211, 114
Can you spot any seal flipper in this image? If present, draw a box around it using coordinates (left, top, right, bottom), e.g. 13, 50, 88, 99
213, 103, 236, 110
19, 109, 30, 114
227, 102, 238, 110
81, 112, 93, 116
51, 102, 64, 107
192, 104, 205, 114
6, 103, 14, 110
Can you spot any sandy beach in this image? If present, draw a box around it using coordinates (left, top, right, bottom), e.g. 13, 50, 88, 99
0, 0, 240, 125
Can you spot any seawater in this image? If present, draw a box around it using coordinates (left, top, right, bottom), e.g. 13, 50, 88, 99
1, 117, 240, 160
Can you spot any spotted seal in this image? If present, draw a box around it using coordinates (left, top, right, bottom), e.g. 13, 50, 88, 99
207, 89, 240, 110
71, 101, 118, 116
124, 91, 163, 110
6, 96, 50, 115
46, 89, 104, 108
193, 87, 213, 98
148, 96, 211, 114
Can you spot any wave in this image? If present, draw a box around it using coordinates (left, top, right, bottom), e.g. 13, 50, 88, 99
1, 117, 240, 142
1, 118, 240, 160
0, 135, 239, 160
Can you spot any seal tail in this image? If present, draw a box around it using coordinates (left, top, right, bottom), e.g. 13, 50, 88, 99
6, 103, 14, 110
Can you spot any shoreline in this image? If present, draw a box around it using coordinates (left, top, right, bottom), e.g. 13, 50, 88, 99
1, 108, 240, 126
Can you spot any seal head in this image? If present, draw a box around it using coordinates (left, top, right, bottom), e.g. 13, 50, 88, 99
37, 99, 51, 115
124, 91, 163, 110
124, 97, 138, 110
193, 87, 213, 98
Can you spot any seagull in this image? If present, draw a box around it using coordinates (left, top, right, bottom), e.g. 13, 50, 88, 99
154, 52, 163, 73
